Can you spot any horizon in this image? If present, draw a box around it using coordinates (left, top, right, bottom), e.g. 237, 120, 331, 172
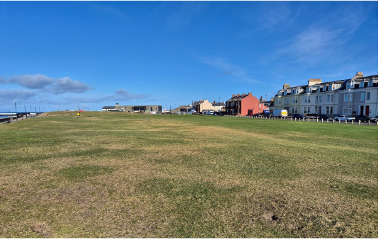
0, 1, 378, 112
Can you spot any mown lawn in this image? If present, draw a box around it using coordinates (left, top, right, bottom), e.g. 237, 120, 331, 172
0, 111, 377, 237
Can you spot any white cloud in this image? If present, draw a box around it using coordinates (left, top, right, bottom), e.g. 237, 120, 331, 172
0, 89, 37, 103
50, 77, 92, 95
7, 74, 54, 89
2, 74, 92, 94
63, 89, 149, 104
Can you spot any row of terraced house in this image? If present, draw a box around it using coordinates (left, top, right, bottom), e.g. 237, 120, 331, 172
270, 72, 378, 118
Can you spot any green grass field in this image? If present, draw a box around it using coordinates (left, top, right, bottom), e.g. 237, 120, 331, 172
0, 111, 377, 237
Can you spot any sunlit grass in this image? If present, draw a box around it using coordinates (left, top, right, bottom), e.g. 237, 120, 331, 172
0, 111, 377, 237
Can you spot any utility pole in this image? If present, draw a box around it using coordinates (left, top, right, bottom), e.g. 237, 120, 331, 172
15, 102, 17, 121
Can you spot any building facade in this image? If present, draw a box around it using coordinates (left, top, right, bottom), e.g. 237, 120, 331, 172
272, 72, 378, 117
103, 103, 162, 113
225, 93, 260, 116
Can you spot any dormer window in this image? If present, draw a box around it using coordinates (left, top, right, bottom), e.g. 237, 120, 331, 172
323, 86, 326, 91
346, 84, 351, 89
369, 80, 373, 87
317, 87, 320, 92
360, 82, 364, 88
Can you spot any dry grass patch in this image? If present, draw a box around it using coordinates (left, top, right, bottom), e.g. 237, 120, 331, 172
0, 112, 377, 237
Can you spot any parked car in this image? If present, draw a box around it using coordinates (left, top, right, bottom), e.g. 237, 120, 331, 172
318, 114, 331, 121
292, 113, 307, 119
252, 113, 261, 117
370, 115, 378, 123
354, 115, 371, 122
334, 115, 355, 122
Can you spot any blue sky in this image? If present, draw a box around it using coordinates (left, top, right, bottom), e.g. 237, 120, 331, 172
0, 1, 378, 112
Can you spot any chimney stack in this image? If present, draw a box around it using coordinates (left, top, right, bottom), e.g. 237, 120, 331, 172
353, 72, 364, 79
308, 79, 322, 86
232, 94, 236, 98
283, 84, 290, 90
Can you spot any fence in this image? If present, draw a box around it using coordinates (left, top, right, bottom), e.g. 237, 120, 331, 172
223, 115, 378, 126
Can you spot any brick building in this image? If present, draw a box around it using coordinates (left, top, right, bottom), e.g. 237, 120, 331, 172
225, 93, 260, 116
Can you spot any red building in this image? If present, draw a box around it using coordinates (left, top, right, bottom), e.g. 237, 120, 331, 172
225, 93, 260, 116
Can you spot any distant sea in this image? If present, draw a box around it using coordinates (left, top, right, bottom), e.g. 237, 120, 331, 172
0, 112, 43, 119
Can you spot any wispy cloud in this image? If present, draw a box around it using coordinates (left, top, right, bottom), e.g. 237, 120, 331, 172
277, 26, 343, 64
201, 57, 261, 84
271, 5, 371, 68
85, 2, 129, 19
166, 2, 208, 31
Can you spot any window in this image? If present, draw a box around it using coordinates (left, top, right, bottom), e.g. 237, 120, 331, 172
304, 107, 307, 114
323, 86, 326, 91
369, 80, 373, 87
304, 96, 308, 103
327, 95, 330, 102
344, 94, 348, 102
319, 95, 322, 103
133, 106, 146, 111
331, 95, 334, 102
326, 106, 329, 114
343, 106, 348, 114
349, 94, 353, 102
307, 107, 310, 113
348, 106, 352, 114
360, 82, 364, 88
315, 96, 318, 103
330, 106, 333, 114
295, 107, 298, 113
346, 84, 351, 89
367, 92, 371, 100
293, 97, 297, 104
308, 96, 310, 103
360, 93, 365, 101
